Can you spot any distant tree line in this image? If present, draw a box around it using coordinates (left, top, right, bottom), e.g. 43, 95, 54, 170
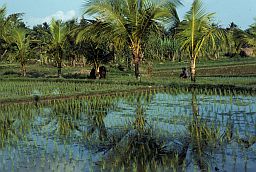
0, 0, 255, 81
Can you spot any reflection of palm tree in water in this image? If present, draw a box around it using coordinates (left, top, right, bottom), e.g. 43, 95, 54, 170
189, 91, 228, 171
133, 92, 154, 130
0, 106, 32, 149
133, 95, 146, 131
0, 118, 15, 140
189, 91, 256, 171
127, 93, 161, 172
50, 100, 111, 141
85, 100, 115, 141
190, 92, 208, 170
100, 92, 157, 171
87, 107, 108, 141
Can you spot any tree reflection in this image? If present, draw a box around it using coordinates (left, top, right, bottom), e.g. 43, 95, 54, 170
133, 94, 147, 131
100, 92, 189, 171
189, 91, 223, 171
84, 99, 113, 141
49, 99, 114, 142
0, 105, 33, 149
189, 91, 209, 170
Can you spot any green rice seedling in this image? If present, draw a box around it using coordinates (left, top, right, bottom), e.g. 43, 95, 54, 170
0, 85, 255, 171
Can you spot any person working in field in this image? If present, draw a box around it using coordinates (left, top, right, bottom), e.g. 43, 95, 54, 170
180, 67, 189, 79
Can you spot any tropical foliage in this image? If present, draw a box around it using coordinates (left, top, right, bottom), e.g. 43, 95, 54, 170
49, 19, 69, 77
0, 6, 23, 60
177, 0, 226, 82
10, 27, 30, 76
0, 1, 255, 81
244, 19, 256, 48
78, 0, 181, 79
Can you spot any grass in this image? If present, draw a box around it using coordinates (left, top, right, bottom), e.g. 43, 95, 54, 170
0, 56, 255, 171
0, 79, 148, 104
0, 56, 256, 103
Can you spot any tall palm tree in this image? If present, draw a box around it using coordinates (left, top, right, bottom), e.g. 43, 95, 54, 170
49, 19, 69, 77
177, 0, 225, 82
10, 27, 30, 76
78, 0, 181, 79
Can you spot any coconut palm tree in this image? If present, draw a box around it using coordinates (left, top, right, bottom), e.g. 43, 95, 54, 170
0, 6, 23, 60
244, 18, 256, 49
10, 27, 30, 76
49, 19, 69, 77
225, 22, 248, 57
177, 0, 225, 82
78, 0, 181, 79
30, 22, 52, 65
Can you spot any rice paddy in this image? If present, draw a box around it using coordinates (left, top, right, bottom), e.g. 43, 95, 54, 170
0, 87, 255, 171
0, 80, 141, 102
1, 0, 256, 171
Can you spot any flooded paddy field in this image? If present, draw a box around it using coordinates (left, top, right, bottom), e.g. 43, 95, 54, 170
0, 88, 255, 171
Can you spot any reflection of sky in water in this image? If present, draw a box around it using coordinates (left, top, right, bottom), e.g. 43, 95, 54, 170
109, 93, 256, 136
0, 92, 256, 171
112, 93, 256, 118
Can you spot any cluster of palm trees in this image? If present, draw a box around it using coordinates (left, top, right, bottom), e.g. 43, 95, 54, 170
0, 0, 255, 81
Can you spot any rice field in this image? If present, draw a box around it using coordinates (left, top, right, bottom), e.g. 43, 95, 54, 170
0, 88, 255, 171
0, 80, 141, 102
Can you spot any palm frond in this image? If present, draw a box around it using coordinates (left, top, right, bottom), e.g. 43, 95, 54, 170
80, 0, 181, 51
11, 27, 27, 50
50, 19, 69, 47
176, 0, 226, 60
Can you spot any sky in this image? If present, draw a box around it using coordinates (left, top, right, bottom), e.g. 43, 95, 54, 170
0, 0, 256, 29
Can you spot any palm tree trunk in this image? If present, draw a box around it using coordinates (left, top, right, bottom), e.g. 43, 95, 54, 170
132, 45, 141, 80
134, 62, 140, 79
21, 63, 26, 76
172, 52, 176, 61
20, 53, 26, 76
57, 48, 62, 78
190, 58, 196, 82
57, 61, 62, 78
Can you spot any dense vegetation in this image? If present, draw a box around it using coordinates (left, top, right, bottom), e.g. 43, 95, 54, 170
0, 1, 256, 171
0, 0, 255, 82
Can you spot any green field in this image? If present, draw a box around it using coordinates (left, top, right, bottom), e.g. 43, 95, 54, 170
1, 0, 256, 170
1, 56, 256, 104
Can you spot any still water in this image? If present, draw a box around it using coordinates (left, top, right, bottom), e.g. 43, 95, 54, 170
0, 89, 255, 171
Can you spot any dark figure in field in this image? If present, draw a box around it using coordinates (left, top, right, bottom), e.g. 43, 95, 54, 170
89, 68, 96, 79
99, 66, 107, 79
180, 67, 189, 79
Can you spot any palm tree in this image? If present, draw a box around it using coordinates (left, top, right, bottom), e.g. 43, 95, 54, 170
177, 0, 225, 82
49, 19, 69, 77
79, 0, 181, 79
225, 22, 248, 56
30, 22, 52, 65
0, 6, 23, 60
244, 18, 256, 49
10, 27, 30, 76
